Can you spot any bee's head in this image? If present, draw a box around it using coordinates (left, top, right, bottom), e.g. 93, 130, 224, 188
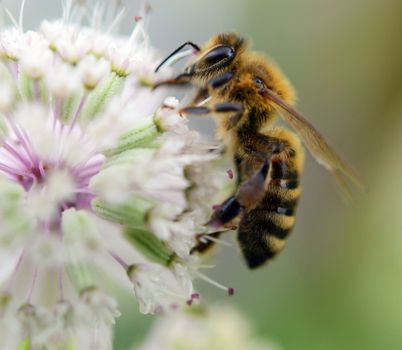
154, 33, 247, 83
186, 33, 247, 82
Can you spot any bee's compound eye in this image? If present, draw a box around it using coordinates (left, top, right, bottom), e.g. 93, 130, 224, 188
253, 77, 266, 89
204, 46, 235, 65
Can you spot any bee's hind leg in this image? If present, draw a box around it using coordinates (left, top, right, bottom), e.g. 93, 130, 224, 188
209, 160, 270, 228
192, 160, 269, 255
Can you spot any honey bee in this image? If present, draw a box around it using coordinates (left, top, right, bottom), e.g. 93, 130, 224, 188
153, 33, 363, 268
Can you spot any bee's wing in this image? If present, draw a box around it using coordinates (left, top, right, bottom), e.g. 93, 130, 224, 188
264, 89, 365, 194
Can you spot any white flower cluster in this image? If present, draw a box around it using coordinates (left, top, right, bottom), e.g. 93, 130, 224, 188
139, 304, 281, 350
0, 2, 229, 349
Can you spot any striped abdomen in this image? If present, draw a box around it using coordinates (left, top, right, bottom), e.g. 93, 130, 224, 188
237, 129, 304, 268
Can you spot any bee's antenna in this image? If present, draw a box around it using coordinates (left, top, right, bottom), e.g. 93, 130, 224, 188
154, 41, 200, 73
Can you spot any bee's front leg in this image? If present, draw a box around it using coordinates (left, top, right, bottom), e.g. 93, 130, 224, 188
152, 72, 193, 90
179, 101, 243, 116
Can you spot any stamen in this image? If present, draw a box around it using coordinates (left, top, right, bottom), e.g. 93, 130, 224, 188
38, 160, 46, 179
26, 265, 38, 303
20, 128, 39, 167
197, 264, 216, 269
7, 60, 18, 80
4, 115, 36, 167
33, 80, 40, 100
75, 160, 104, 178
54, 223, 64, 304
52, 98, 62, 130
2, 142, 32, 169
4, 249, 25, 294
201, 235, 233, 247
55, 125, 66, 166
108, 250, 129, 270
0, 162, 33, 178
161, 288, 189, 301
18, 0, 26, 32
195, 271, 234, 296
62, 0, 73, 23
90, 2, 103, 29
129, 11, 146, 45
77, 166, 100, 180
69, 93, 88, 132
72, 188, 94, 195
58, 264, 64, 300
107, 7, 125, 34
3, 6, 18, 29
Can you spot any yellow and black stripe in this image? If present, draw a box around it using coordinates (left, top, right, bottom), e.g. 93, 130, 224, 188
237, 128, 304, 268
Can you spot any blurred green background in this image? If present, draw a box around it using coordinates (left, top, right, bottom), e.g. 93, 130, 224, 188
5, 0, 402, 349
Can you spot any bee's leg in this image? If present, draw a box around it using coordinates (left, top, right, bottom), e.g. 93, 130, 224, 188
236, 160, 270, 209
181, 102, 244, 131
154, 41, 201, 73
192, 160, 269, 255
191, 225, 236, 254
191, 232, 222, 254
191, 201, 239, 255
154, 68, 234, 92
186, 72, 235, 107
207, 72, 235, 90
152, 72, 193, 90
209, 133, 294, 229
179, 101, 243, 116
208, 196, 242, 228
190, 87, 210, 105
208, 160, 270, 228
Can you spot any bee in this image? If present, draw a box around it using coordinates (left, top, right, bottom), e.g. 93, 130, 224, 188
153, 33, 363, 269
